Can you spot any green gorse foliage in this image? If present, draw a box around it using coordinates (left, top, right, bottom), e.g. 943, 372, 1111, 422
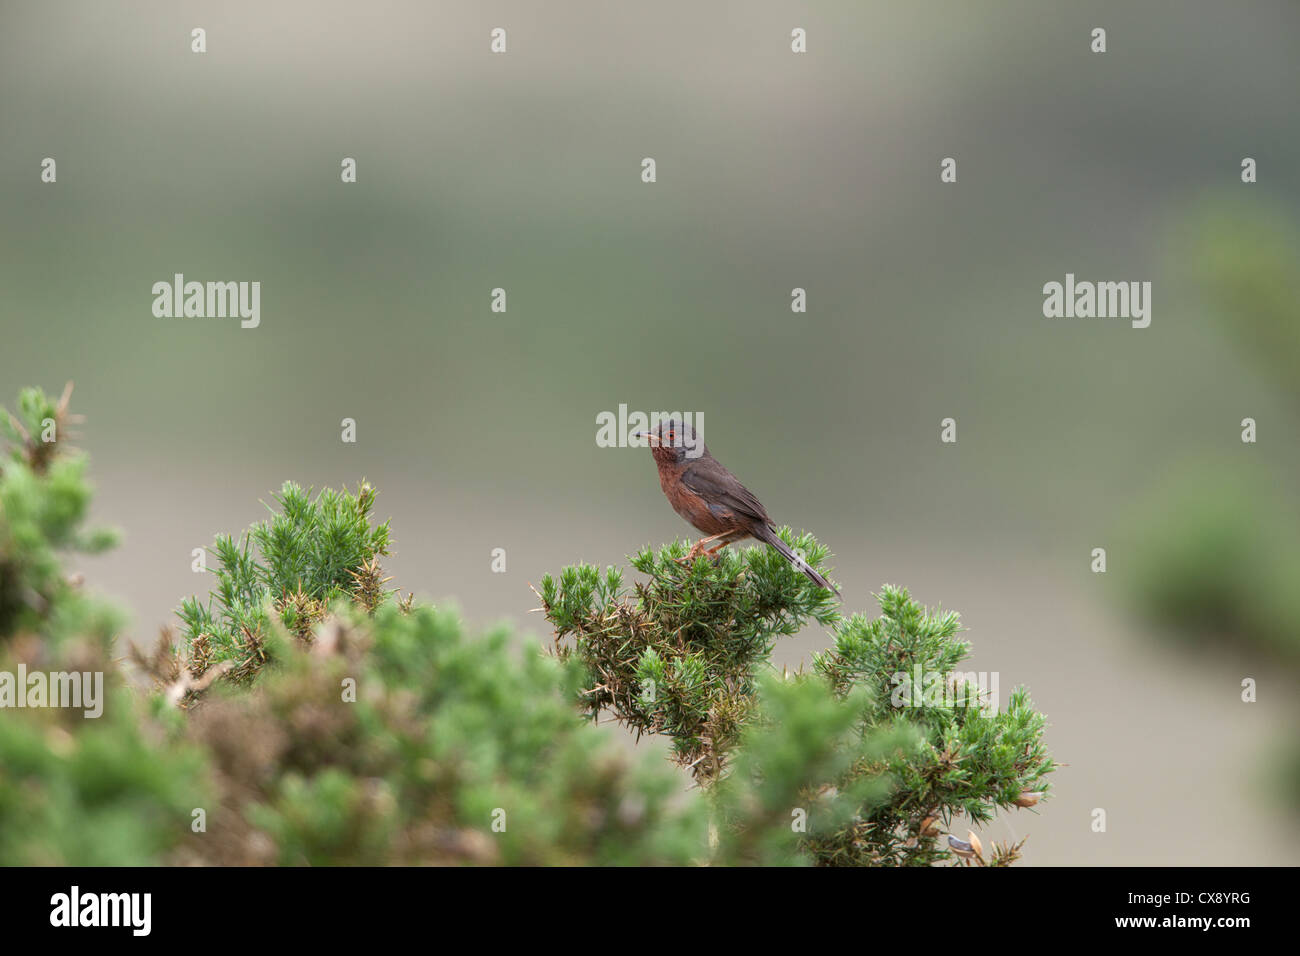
539, 533, 839, 781
542, 549, 1055, 866
1132, 204, 1300, 809
1, 384, 1055, 866
0, 384, 119, 646
177, 481, 394, 684
0, 385, 708, 865
0, 385, 205, 865
179, 603, 710, 865
809, 588, 1054, 864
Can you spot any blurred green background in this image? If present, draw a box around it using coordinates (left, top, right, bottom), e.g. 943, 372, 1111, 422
2, 1, 1298, 864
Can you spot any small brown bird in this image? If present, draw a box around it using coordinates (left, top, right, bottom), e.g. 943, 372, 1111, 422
634, 419, 840, 596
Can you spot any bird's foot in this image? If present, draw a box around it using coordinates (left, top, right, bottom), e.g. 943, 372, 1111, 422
675, 537, 719, 563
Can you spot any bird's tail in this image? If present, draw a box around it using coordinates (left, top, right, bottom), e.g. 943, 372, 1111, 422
754, 525, 840, 597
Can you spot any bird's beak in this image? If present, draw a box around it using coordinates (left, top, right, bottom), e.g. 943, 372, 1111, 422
633, 430, 661, 445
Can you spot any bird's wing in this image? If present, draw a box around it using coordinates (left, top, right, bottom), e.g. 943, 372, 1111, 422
681, 461, 772, 526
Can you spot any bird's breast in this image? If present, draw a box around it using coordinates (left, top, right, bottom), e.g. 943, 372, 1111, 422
658, 464, 734, 535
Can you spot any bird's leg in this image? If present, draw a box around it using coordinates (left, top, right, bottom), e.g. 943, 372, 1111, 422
679, 532, 730, 562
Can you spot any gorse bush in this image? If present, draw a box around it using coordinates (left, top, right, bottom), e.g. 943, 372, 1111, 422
0, 385, 707, 865
538, 534, 839, 782
176, 481, 395, 686
0, 384, 1055, 866
0, 383, 119, 648
1122, 466, 1300, 662
811, 593, 1053, 864
0, 385, 206, 865
542, 544, 1054, 866
1130, 205, 1300, 809
173, 604, 709, 865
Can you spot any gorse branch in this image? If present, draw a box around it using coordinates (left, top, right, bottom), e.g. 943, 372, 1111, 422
542, 544, 1056, 865
539, 530, 839, 782
0, 384, 118, 646
176, 481, 394, 686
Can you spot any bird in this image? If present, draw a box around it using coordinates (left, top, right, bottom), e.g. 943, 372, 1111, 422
633, 419, 840, 596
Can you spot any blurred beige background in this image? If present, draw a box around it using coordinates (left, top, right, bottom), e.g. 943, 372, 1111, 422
2, 1, 1298, 864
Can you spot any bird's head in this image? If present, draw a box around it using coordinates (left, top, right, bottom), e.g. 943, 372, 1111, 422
634, 419, 703, 465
